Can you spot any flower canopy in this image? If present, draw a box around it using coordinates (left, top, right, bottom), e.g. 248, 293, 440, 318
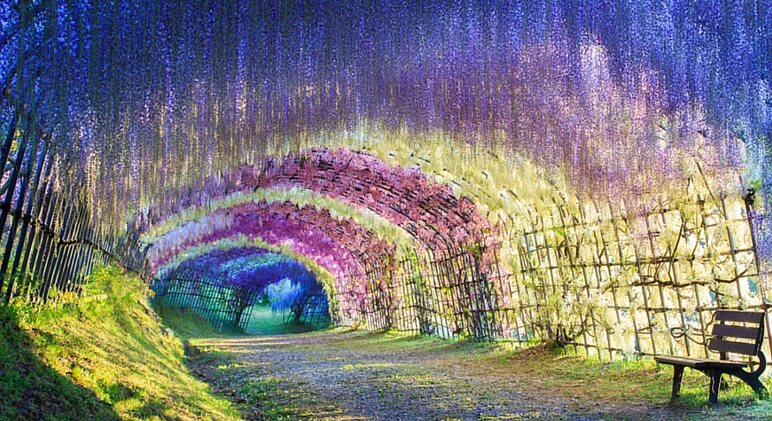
1, 1, 770, 356
170, 247, 318, 294
147, 199, 396, 280
1, 1, 768, 222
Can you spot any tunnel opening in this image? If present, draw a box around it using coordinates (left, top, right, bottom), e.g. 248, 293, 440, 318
150, 246, 331, 335
248, 278, 331, 335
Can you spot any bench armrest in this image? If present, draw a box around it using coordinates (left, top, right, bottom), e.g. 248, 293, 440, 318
752, 350, 767, 376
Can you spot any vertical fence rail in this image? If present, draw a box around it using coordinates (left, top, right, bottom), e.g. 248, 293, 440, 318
0, 92, 149, 306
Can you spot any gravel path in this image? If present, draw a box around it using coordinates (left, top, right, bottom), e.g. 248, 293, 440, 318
192, 330, 756, 420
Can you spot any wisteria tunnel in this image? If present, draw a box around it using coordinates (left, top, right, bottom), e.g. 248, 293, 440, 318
1, 1, 772, 419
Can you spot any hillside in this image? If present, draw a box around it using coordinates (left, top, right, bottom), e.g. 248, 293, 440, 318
0, 265, 239, 420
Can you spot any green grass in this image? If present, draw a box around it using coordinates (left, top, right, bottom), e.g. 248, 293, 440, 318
154, 302, 324, 337
244, 304, 321, 336
154, 303, 225, 340
0, 305, 119, 420
0, 264, 241, 420
299, 329, 772, 419
486, 343, 772, 407
239, 377, 301, 419
483, 344, 772, 419
324, 328, 769, 406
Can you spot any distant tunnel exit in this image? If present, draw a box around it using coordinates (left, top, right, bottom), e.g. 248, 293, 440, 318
150, 247, 330, 333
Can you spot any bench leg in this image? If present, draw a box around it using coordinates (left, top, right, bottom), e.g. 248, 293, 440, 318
709, 371, 722, 404
670, 365, 685, 401
733, 370, 769, 398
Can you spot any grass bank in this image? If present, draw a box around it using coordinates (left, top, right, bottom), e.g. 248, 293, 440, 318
0, 264, 240, 420
153, 302, 224, 340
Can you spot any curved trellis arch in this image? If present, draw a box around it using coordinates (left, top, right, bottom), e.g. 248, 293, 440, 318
153, 222, 366, 327
147, 200, 390, 275
147, 197, 465, 334
0, 0, 769, 362
143, 148, 506, 338
155, 234, 360, 329
145, 148, 497, 249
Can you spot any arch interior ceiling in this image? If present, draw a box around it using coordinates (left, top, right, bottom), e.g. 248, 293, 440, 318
0, 1, 770, 359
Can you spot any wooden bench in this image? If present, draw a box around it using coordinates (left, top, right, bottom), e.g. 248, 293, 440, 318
654, 310, 768, 404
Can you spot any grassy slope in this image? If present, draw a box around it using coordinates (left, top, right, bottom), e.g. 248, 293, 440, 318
0, 265, 240, 421
153, 303, 224, 340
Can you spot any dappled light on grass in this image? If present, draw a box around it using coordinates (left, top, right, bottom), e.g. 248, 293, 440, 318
1, 265, 241, 420
0, 306, 120, 420
245, 303, 327, 337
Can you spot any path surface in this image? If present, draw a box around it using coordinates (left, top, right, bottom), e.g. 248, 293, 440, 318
192, 330, 760, 420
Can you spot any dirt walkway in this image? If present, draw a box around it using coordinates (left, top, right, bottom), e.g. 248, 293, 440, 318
192, 330, 765, 420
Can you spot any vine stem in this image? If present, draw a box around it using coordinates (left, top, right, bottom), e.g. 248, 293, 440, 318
744, 189, 772, 361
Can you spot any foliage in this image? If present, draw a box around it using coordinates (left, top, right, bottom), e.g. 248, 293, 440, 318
143, 187, 411, 247
1, 264, 240, 420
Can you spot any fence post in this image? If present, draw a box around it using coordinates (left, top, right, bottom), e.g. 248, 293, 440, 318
743, 188, 772, 361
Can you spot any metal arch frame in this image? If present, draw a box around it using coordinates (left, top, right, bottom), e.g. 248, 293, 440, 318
262, 150, 504, 340
157, 248, 333, 332
150, 152, 508, 340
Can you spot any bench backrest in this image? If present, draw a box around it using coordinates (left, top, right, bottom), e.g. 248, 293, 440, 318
708, 310, 766, 358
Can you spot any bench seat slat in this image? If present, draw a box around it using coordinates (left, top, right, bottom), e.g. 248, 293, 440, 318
708, 338, 758, 356
654, 355, 750, 369
714, 310, 765, 324
711, 324, 762, 340
657, 309, 767, 404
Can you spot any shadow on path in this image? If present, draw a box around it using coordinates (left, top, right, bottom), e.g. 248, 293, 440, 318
191, 330, 768, 420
